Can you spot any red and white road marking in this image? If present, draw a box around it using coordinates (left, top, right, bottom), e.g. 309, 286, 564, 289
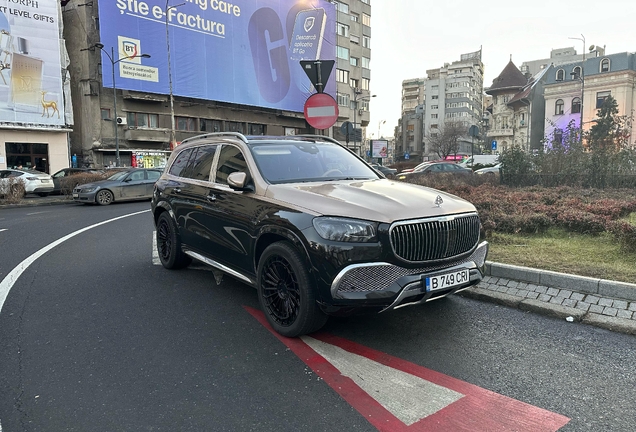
246, 307, 570, 432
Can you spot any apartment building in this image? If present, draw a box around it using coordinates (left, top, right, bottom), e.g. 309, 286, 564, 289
62, 0, 368, 168
331, 0, 372, 154
396, 50, 484, 162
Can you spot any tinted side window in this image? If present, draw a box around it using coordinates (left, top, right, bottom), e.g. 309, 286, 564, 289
168, 148, 194, 177
183, 145, 217, 181
215, 145, 247, 185
129, 171, 145, 181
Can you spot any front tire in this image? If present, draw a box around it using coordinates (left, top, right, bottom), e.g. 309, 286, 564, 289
257, 242, 327, 337
38, 192, 49, 197
156, 212, 191, 269
96, 189, 114, 205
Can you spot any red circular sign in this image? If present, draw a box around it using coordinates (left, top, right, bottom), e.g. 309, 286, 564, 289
303, 93, 339, 130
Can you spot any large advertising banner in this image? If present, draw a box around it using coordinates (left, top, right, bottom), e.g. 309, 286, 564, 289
0, 0, 65, 126
98, 0, 336, 113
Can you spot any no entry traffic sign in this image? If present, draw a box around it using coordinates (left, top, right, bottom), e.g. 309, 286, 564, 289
304, 93, 339, 130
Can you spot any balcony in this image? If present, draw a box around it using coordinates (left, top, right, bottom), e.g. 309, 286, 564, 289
487, 128, 514, 137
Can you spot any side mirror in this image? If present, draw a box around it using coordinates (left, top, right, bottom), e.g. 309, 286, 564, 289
227, 172, 248, 190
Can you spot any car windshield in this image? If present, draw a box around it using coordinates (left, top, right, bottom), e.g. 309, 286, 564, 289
249, 141, 379, 184
107, 171, 130, 181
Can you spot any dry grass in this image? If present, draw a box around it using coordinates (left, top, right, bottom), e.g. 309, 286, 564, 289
488, 228, 636, 284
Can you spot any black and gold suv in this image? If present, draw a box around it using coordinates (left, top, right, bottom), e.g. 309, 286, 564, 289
151, 133, 488, 337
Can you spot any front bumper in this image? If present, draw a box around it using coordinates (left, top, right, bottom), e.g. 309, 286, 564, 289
328, 241, 489, 312
72, 189, 98, 202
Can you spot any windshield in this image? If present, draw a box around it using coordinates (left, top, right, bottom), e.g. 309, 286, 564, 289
249, 141, 379, 184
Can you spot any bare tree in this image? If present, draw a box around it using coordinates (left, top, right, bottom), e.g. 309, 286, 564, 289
427, 120, 465, 159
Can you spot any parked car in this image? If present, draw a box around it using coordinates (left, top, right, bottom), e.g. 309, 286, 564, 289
399, 160, 438, 174
151, 133, 488, 337
0, 169, 54, 197
397, 162, 473, 180
457, 155, 500, 169
369, 163, 397, 177
73, 168, 162, 205
51, 167, 103, 194
474, 163, 502, 175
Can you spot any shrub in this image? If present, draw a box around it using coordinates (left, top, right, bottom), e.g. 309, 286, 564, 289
59, 172, 109, 196
0, 178, 26, 204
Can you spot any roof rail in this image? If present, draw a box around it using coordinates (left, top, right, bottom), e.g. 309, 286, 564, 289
295, 134, 342, 145
179, 132, 249, 146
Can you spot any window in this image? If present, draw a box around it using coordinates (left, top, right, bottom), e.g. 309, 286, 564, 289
101, 108, 110, 120
407, 124, 414, 131
432, 95, 438, 100
337, 92, 350, 106
362, 13, 371, 26
360, 0, 369, 4
337, 22, 349, 37
336, 68, 349, 83
126, 112, 159, 128
349, 78, 359, 88
572, 66, 582, 80
600, 58, 610, 72
361, 78, 370, 90
350, 13, 359, 22
183, 145, 217, 181
554, 129, 563, 145
200, 119, 221, 132
431, 105, 438, 110
361, 57, 370, 68
248, 123, 265, 135
596, 91, 611, 108
350, 34, 360, 44
362, 36, 370, 48
168, 148, 194, 177
571, 97, 581, 114
333, 1, 348, 13
176, 116, 196, 131
226, 121, 244, 133
431, 114, 438, 119
350, 56, 359, 67
431, 85, 438, 90
555, 99, 564, 115
215, 145, 248, 185
337, 46, 350, 60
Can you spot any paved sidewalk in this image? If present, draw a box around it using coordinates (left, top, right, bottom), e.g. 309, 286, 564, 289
461, 262, 636, 336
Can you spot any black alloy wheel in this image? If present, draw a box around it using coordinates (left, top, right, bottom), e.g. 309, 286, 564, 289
156, 212, 191, 269
257, 242, 327, 337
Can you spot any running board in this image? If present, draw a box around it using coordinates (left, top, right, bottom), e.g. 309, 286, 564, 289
184, 250, 254, 286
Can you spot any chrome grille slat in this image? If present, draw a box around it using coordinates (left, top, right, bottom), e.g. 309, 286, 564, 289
390, 214, 480, 262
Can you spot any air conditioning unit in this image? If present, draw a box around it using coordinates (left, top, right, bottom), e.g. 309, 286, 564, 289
116, 116, 127, 125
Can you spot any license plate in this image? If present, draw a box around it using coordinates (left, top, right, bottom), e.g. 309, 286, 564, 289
73, 193, 79, 198
425, 269, 470, 292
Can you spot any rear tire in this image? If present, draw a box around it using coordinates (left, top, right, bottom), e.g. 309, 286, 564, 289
257, 242, 327, 337
38, 192, 49, 197
156, 212, 191, 269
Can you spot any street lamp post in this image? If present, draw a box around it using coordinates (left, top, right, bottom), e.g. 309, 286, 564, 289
352, 89, 376, 155
93, 43, 150, 167
166, 2, 185, 150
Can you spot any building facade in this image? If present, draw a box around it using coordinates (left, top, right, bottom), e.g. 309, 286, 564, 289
543, 51, 636, 149
0, 1, 71, 173
62, 0, 371, 169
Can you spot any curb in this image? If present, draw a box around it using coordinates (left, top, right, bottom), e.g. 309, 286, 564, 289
460, 262, 636, 336
0, 197, 76, 209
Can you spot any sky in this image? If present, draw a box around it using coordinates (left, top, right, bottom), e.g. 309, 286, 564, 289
368, 0, 636, 139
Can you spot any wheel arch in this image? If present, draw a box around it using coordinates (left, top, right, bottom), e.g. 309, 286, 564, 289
152, 201, 176, 226
254, 226, 312, 275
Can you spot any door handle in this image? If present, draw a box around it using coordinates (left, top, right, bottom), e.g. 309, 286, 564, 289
206, 193, 216, 202
174, 188, 181, 194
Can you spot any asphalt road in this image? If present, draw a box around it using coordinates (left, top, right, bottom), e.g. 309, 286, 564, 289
0, 202, 635, 431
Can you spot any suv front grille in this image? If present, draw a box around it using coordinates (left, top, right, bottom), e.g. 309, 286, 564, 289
390, 213, 480, 262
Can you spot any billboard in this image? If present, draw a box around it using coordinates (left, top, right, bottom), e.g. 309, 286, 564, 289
371, 139, 388, 158
0, 0, 65, 126
98, 0, 336, 113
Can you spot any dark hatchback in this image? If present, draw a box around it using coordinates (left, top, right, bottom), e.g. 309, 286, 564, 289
151, 133, 488, 337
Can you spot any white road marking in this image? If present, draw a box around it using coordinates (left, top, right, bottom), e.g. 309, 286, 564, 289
151, 231, 161, 265
0, 229, 7, 233
0, 210, 151, 314
26, 211, 51, 216
301, 336, 464, 426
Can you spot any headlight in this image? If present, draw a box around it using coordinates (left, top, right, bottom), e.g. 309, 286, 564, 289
312, 217, 377, 242
82, 187, 98, 193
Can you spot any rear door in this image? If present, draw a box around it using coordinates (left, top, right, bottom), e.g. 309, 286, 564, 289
144, 170, 162, 196
119, 170, 147, 199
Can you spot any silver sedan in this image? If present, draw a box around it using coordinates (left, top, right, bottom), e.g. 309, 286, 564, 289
73, 168, 162, 205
